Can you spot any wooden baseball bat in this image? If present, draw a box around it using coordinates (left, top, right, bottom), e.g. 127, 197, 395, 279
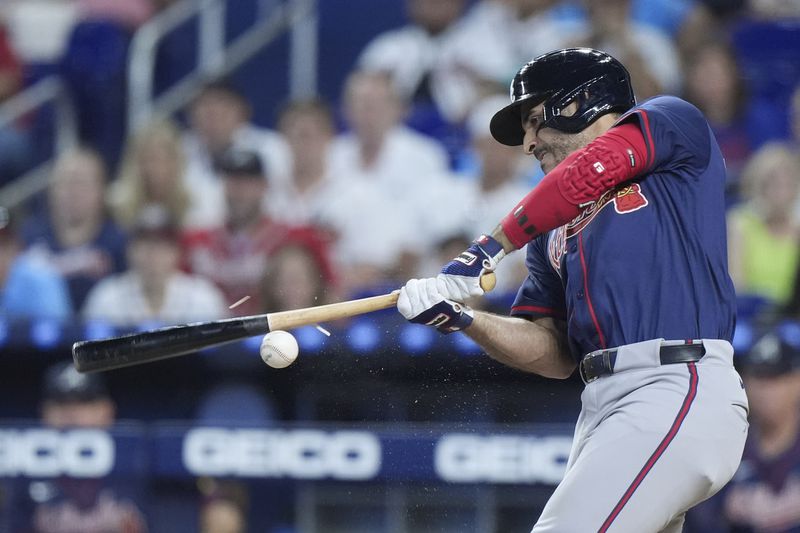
72, 273, 496, 373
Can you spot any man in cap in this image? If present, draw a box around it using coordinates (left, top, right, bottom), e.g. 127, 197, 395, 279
9, 362, 148, 533
40, 360, 115, 428
183, 148, 333, 315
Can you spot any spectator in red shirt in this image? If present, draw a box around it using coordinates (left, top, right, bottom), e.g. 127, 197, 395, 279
182, 148, 334, 315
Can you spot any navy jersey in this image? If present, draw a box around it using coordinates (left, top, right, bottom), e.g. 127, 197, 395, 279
511, 96, 736, 360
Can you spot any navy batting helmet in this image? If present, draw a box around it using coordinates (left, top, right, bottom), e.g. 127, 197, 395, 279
490, 48, 635, 146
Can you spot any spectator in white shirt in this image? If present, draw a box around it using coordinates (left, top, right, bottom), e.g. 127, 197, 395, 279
181, 80, 291, 228
82, 206, 228, 326
266, 98, 339, 225
418, 0, 581, 124
567, 0, 682, 98
325, 70, 457, 292
357, 0, 470, 125
330, 70, 450, 198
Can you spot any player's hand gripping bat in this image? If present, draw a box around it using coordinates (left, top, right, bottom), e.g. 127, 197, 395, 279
72, 273, 496, 373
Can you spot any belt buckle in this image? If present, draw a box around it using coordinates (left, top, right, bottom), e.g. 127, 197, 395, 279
580, 354, 599, 384
580, 350, 613, 384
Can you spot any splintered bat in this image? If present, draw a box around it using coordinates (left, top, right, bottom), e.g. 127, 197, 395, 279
72, 273, 496, 373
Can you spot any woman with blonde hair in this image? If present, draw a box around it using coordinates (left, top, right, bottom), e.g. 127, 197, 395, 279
109, 118, 191, 229
728, 142, 800, 309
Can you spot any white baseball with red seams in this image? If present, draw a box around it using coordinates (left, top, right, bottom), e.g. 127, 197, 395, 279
260, 330, 298, 368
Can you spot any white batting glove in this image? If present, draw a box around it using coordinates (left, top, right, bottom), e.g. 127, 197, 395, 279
397, 278, 474, 334
437, 234, 505, 302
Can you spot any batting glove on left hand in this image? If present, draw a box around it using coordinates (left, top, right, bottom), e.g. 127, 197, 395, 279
397, 278, 474, 334
438, 234, 505, 302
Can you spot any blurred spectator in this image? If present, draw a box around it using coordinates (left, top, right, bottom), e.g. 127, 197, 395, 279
441, 94, 533, 295
266, 98, 338, 225
82, 206, 228, 326
331, 69, 449, 188
727, 143, 800, 308
0, 18, 33, 187
456, 94, 537, 236
39, 361, 115, 429
327, 70, 456, 292
260, 242, 335, 312
357, 0, 468, 110
109, 118, 215, 231
684, 40, 754, 191
425, 0, 579, 125
686, 325, 800, 532
22, 147, 127, 313
356, 0, 474, 146
183, 148, 333, 315
16, 362, 148, 533
567, 0, 682, 99
182, 80, 291, 228
0, 207, 71, 319
629, 0, 715, 59
198, 479, 247, 533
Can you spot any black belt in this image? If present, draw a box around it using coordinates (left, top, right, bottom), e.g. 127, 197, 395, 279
579, 343, 706, 383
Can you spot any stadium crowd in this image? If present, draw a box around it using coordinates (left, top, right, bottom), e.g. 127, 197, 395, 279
1, 0, 800, 531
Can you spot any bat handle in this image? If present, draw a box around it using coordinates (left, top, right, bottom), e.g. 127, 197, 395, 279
480, 272, 496, 292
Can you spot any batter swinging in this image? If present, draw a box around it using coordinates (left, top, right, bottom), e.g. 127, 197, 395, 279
397, 48, 749, 532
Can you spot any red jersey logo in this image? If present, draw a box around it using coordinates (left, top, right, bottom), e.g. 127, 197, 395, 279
613, 183, 649, 214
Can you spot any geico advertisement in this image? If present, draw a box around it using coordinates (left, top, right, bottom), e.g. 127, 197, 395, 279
0, 429, 114, 477
0, 428, 573, 483
182, 428, 382, 479
434, 434, 572, 484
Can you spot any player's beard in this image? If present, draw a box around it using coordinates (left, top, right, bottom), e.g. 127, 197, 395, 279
537, 130, 595, 174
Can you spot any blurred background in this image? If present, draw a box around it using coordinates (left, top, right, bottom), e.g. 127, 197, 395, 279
0, 0, 799, 531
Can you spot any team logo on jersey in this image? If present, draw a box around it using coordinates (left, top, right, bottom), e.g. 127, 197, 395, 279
563, 183, 650, 239
565, 188, 616, 237
613, 183, 648, 214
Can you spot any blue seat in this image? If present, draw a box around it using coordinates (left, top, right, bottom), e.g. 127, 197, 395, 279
59, 19, 131, 171
732, 19, 800, 101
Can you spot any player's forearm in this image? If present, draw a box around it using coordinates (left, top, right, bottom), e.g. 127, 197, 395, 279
464, 312, 576, 379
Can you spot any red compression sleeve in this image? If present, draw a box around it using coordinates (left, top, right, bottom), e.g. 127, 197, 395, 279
501, 122, 649, 249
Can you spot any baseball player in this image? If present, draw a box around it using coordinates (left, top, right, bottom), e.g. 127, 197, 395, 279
397, 48, 749, 532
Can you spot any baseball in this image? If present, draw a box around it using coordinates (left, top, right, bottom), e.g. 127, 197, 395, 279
260, 330, 299, 368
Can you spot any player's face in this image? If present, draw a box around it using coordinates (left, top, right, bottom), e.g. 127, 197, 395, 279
520, 101, 594, 174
